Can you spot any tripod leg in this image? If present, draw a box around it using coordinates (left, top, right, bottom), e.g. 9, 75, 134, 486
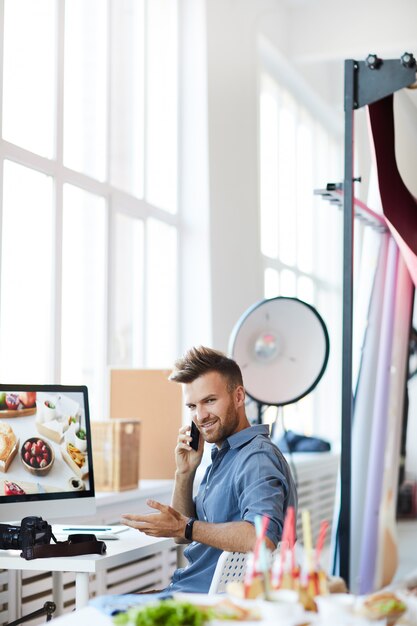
6, 601, 56, 626
45, 602, 56, 622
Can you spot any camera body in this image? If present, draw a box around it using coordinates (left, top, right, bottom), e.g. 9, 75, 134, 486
0, 516, 52, 551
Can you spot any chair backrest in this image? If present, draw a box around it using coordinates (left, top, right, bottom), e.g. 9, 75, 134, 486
208, 551, 249, 595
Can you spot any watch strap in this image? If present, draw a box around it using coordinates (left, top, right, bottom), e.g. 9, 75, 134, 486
184, 517, 196, 541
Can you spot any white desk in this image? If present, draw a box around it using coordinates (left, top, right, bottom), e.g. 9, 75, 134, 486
0, 527, 175, 615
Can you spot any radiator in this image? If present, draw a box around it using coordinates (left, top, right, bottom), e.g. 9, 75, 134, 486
286, 451, 340, 549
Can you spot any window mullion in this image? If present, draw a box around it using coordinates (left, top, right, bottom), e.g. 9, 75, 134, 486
0, 0, 5, 310
106, 0, 112, 185
143, 0, 148, 201
53, 0, 66, 382
102, 0, 112, 414
142, 217, 149, 366
0, 0, 4, 133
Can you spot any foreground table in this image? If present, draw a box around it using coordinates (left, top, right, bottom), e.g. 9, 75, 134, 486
29, 592, 417, 626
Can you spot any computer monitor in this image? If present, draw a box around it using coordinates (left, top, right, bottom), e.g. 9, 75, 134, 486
0, 384, 95, 523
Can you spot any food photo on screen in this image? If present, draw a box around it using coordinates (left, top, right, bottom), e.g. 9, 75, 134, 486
0, 390, 90, 497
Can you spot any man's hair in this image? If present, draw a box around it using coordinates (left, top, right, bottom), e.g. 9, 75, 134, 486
169, 346, 243, 391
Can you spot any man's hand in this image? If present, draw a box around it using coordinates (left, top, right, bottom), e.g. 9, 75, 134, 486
122, 502, 275, 553
175, 424, 204, 475
121, 499, 188, 538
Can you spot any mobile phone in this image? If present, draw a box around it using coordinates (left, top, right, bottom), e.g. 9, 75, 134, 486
190, 421, 200, 451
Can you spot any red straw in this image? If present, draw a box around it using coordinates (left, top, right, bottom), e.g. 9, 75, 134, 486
314, 520, 329, 566
282, 507, 294, 545
286, 507, 296, 571
279, 507, 292, 567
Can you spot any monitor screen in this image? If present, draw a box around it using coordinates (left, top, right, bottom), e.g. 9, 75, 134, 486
0, 384, 95, 523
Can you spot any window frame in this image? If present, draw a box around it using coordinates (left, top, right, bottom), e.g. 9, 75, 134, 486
0, 0, 180, 419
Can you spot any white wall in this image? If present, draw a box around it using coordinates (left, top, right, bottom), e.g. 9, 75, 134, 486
205, 0, 269, 350
199, 0, 417, 352
184, 0, 417, 469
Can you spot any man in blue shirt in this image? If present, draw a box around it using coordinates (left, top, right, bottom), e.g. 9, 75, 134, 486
121, 346, 297, 593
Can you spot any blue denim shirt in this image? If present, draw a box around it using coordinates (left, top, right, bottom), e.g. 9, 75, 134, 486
167, 424, 297, 593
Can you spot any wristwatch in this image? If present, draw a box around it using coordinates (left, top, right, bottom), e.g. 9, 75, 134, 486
184, 517, 196, 541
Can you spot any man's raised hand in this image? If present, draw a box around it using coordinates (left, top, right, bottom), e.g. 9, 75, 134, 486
175, 424, 204, 475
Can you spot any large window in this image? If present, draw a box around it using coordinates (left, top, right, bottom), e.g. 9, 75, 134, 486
259, 70, 343, 445
0, 0, 179, 420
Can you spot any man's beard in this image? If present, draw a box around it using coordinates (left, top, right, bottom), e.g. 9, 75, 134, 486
199, 400, 240, 445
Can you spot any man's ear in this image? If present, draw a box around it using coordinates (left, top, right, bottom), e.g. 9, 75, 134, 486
235, 385, 245, 407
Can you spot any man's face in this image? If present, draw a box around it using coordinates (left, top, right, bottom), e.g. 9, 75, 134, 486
183, 371, 246, 447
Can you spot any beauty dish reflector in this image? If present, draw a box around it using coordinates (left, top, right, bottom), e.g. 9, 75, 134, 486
229, 297, 330, 406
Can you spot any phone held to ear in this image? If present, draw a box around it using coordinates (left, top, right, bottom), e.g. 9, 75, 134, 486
190, 421, 200, 451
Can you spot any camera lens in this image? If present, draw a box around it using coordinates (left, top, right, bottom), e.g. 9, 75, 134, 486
0, 524, 21, 550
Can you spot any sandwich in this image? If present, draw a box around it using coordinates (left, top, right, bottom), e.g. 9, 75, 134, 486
361, 592, 407, 625
0, 422, 18, 472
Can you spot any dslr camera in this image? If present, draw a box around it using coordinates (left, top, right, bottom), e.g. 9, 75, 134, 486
0, 516, 52, 553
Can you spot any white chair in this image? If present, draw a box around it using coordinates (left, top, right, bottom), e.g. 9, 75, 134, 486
208, 551, 249, 594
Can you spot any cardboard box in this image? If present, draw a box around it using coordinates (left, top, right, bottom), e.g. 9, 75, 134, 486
109, 369, 182, 479
91, 419, 141, 491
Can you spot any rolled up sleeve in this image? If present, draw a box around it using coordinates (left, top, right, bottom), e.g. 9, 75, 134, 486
235, 445, 290, 546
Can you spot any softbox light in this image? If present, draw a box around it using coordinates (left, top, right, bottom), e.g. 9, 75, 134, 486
229, 297, 330, 407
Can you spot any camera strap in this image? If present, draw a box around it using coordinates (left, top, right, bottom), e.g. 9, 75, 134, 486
21, 534, 107, 560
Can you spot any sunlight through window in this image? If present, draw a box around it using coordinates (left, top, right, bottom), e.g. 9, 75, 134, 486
0, 161, 54, 381
3, 0, 56, 157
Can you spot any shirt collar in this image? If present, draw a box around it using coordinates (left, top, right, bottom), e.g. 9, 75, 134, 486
210, 425, 270, 460
226, 424, 270, 449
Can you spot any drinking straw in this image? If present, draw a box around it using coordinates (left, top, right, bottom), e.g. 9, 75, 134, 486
243, 553, 255, 599
278, 540, 287, 577
278, 510, 290, 570
271, 540, 286, 587
314, 519, 329, 567
254, 514, 270, 564
288, 507, 296, 572
275, 506, 295, 587
302, 509, 313, 573
254, 515, 271, 598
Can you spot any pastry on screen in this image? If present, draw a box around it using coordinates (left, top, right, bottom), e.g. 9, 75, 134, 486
0, 422, 18, 472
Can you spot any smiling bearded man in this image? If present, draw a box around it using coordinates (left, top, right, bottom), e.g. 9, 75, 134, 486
121, 346, 297, 594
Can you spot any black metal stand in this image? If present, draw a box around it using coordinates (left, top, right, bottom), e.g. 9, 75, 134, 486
339, 53, 416, 587
256, 401, 264, 424
6, 602, 56, 626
